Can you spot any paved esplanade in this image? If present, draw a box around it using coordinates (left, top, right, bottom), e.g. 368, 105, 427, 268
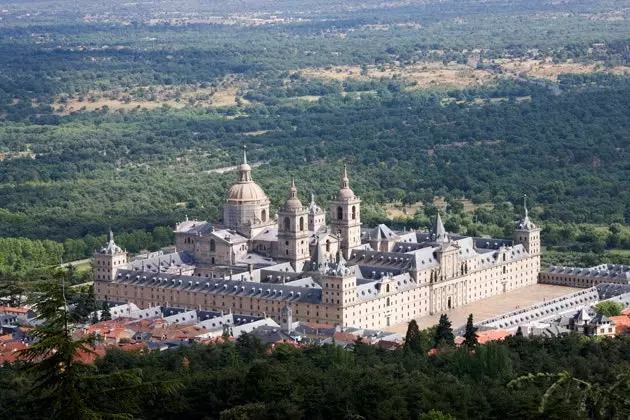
385, 284, 577, 333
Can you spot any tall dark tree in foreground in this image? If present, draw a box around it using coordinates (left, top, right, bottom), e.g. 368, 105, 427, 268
100, 301, 111, 321
404, 319, 423, 354
434, 314, 455, 348
463, 314, 479, 349
19, 270, 180, 419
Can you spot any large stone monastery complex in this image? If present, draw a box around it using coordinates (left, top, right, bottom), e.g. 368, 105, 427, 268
94, 146, 542, 329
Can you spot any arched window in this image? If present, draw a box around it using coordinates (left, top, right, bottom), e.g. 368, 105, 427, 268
503, 266, 506, 274
210, 239, 215, 252
351, 205, 356, 220
326, 239, 331, 252
386, 284, 390, 293
284, 217, 290, 231
299, 217, 304, 231
337, 206, 343, 220
386, 297, 390, 307
261, 209, 267, 222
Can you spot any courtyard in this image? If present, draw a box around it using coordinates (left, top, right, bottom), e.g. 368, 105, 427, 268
385, 284, 578, 333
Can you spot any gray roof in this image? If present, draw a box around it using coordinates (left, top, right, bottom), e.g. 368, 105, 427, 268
129, 251, 194, 272
114, 269, 322, 304
546, 265, 630, 282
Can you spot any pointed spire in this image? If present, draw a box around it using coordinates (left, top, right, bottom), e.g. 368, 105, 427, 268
108, 227, 114, 243
309, 191, 315, 205
435, 213, 448, 243
340, 164, 349, 190
238, 144, 252, 182
289, 174, 297, 199
517, 193, 536, 230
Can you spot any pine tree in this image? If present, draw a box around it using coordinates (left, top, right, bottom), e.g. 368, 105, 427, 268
100, 301, 111, 321
404, 319, 423, 354
434, 314, 455, 348
19, 270, 180, 419
463, 314, 479, 349
90, 311, 99, 325
516, 326, 524, 337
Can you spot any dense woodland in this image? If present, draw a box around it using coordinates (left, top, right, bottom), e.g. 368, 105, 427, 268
0, 1, 629, 269
3, 280, 630, 419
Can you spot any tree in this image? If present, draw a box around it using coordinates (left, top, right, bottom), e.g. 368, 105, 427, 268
100, 302, 111, 321
19, 270, 180, 419
594, 301, 623, 317
404, 319, 423, 354
463, 314, 479, 349
515, 326, 524, 337
434, 314, 455, 348
418, 409, 456, 420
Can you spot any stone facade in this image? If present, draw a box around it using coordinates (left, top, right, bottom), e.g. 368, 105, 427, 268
94, 147, 542, 329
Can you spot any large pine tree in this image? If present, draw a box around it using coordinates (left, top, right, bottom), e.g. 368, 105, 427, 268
434, 314, 455, 348
463, 314, 479, 349
19, 270, 180, 419
404, 319, 423, 354
100, 301, 112, 321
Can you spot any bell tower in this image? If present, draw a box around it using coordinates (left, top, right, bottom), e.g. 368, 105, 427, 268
330, 165, 361, 259
514, 195, 541, 256
277, 175, 310, 270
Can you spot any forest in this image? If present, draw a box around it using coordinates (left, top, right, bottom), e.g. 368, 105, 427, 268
0, 0, 629, 270
2, 280, 630, 420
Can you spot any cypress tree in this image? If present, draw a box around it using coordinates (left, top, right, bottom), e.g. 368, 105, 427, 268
463, 314, 479, 349
434, 314, 455, 348
100, 301, 112, 321
404, 319, 423, 354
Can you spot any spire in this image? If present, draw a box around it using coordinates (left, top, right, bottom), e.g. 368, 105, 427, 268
340, 164, 349, 190
309, 191, 315, 205
289, 174, 297, 199
517, 193, 536, 230
108, 227, 114, 243
434, 213, 448, 243
238, 145, 252, 182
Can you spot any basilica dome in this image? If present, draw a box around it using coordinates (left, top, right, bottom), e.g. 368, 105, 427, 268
226, 181, 269, 204
225, 145, 269, 204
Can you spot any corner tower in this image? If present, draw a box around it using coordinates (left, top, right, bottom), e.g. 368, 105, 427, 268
514, 195, 541, 256
330, 165, 361, 258
277, 175, 310, 270
93, 230, 128, 282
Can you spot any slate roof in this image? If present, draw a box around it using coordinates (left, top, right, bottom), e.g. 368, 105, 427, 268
114, 269, 323, 304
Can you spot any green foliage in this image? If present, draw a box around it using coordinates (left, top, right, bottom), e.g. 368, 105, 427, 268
594, 301, 624, 317
100, 302, 111, 322
404, 320, 424, 355
434, 314, 455, 349
418, 409, 456, 420
463, 314, 479, 349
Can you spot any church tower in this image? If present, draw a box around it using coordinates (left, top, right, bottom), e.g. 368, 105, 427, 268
93, 230, 128, 282
277, 175, 310, 270
514, 195, 541, 255
330, 165, 361, 259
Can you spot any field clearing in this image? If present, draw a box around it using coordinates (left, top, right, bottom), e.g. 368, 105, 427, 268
499, 59, 630, 80
53, 85, 246, 115
385, 198, 493, 218
297, 62, 493, 89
